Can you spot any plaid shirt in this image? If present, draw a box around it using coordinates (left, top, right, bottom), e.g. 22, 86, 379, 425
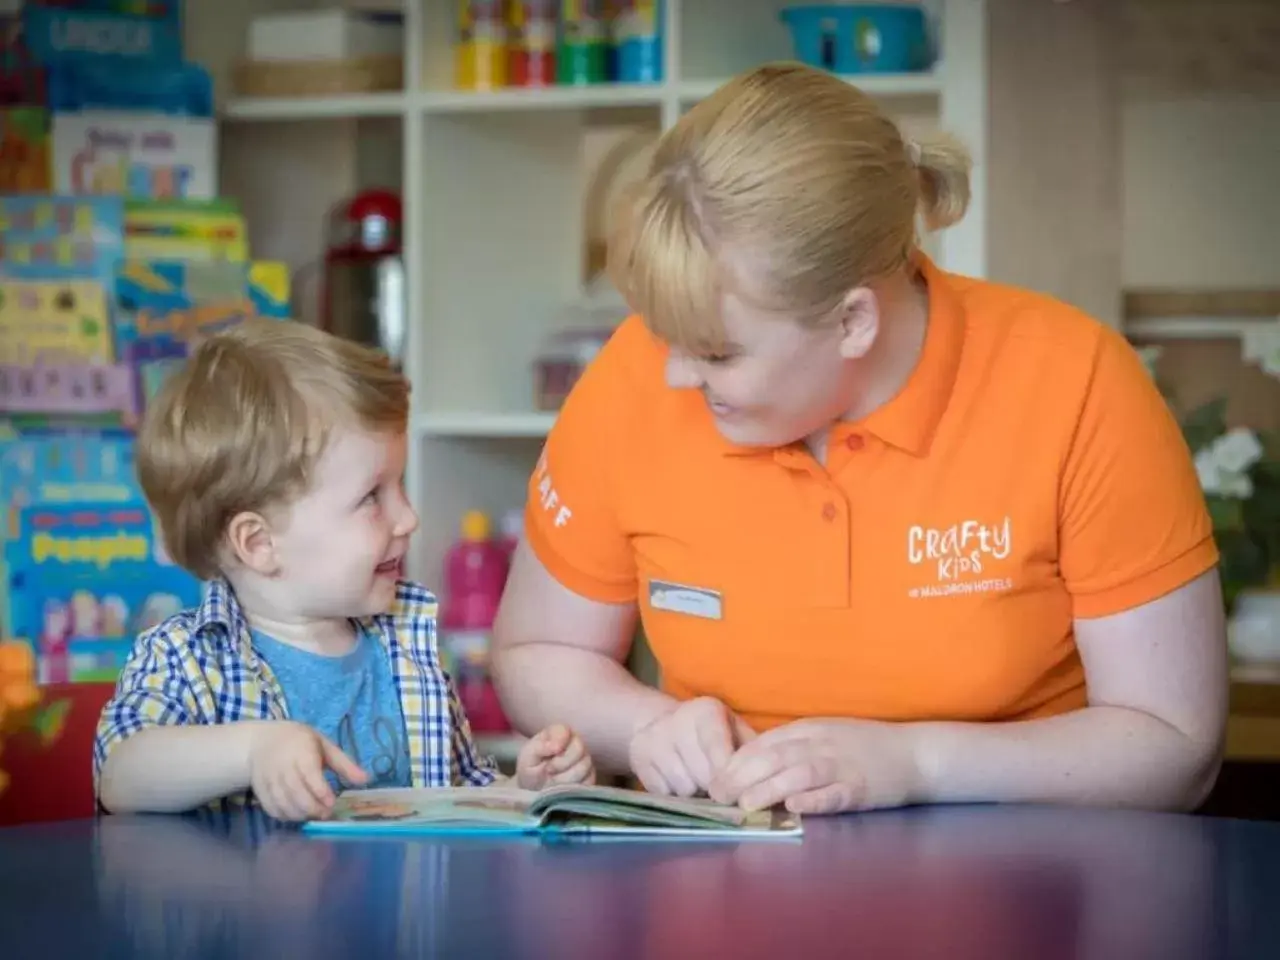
94, 578, 498, 809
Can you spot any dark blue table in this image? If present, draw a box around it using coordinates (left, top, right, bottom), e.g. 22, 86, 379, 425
2, 805, 1278, 959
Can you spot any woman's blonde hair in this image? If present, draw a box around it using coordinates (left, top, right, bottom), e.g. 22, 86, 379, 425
607, 61, 972, 354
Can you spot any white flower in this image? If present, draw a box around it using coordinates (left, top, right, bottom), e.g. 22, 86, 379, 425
1214, 427, 1264, 474
1195, 428, 1262, 499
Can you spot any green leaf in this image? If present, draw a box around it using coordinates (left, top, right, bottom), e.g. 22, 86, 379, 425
1208, 496, 1245, 532
1181, 398, 1228, 453
32, 699, 70, 745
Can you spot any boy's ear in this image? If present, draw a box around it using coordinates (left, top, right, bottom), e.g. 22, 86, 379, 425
225, 511, 280, 576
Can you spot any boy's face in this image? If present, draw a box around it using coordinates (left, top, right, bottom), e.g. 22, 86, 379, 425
265, 425, 418, 619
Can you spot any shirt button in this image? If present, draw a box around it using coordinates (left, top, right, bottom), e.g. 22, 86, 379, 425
846, 434, 864, 451
822, 502, 838, 521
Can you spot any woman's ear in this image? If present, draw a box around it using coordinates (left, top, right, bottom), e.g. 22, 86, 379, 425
836, 286, 880, 360
225, 511, 280, 576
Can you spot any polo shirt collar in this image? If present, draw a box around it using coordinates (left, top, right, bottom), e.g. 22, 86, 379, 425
193, 578, 250, 649
851, 253, 966, 457
684, 253, 965, 460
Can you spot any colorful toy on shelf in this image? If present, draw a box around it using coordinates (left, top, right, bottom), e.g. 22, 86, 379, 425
456, 1, 507, 91
612, 0, 662, 83
508, 1, 557, 88
0, 108, 51, 192
5, 499, 202, 684
559, 0, 609, 85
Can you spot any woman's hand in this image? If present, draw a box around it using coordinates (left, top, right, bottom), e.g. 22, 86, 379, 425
516, 723, 596, 790
707, 719, 922, 814
630, 697, 756, 797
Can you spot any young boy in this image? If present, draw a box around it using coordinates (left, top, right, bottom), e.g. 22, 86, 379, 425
95, 320, 594, 821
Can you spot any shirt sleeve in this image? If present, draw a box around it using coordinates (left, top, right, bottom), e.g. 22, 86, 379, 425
446, 673, 499, 787
523, 319, 641, 603
1059, 325, 1219, 619
93, 625, 203, 795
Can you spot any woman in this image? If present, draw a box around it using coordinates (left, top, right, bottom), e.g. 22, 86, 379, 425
492, 63, 1227, 815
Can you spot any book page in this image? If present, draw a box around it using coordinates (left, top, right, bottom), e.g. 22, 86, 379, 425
532, 783, 750, 827
326, 785, 541, 828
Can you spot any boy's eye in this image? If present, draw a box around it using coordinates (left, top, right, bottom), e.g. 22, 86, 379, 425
362, 488, 379, 505
703, 353, 735, 365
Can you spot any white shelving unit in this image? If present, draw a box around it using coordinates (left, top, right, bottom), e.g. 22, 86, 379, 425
209, 0, 990, 587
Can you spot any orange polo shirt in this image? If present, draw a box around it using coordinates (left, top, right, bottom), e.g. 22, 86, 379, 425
523, 256, 1218, 730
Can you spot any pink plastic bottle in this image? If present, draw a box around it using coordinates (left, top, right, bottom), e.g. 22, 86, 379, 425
440, 509, 512, 732
441, 509, 509, 632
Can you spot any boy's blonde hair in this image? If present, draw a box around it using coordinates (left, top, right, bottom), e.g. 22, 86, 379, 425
608, 61, 972, 355
137, 319, 409, 580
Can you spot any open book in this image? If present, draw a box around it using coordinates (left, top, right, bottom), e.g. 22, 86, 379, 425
302, 783, 803, 840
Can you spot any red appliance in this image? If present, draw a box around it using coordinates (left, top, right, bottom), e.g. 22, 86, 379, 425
320, 189, 406, 367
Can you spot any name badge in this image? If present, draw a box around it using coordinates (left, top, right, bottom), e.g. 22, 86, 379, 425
648, 580, 723, 620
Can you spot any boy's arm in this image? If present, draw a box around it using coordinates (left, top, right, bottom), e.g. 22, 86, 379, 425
98, 723, 265, 813
95, 625, 257, 813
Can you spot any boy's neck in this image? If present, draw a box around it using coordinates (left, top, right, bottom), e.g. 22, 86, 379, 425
225, 576, 359, 656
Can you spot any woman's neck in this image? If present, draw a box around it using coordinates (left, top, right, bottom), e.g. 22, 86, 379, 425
842, 266, 930, 423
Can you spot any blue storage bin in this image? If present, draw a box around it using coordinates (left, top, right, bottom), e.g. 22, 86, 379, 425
780, 4, 933, 74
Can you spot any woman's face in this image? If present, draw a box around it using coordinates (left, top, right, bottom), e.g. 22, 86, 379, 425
664, 286, 879, 448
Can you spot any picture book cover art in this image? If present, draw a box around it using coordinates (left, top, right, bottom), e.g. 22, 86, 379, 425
114, 259, 292, 407
0, 277, 112, 364
52, 109, 217, 199
4, 498, 203, 684
0, 193, 124, 291
0, 430, 138, 641
123, 198, 246, 261
304, 784, 804, 840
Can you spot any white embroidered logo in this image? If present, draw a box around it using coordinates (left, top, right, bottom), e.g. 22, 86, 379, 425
533, 452, 573, 528
906, 517, 1014, 599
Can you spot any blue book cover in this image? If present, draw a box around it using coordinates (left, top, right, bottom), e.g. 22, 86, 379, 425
5, 498, 203, 684
22, 3, 183, 68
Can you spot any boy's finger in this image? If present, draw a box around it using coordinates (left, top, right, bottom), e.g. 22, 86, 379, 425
547, 736, 586, 772
319, 736, 369, 786
550, 754, 594, 786
296, 758, 336, 809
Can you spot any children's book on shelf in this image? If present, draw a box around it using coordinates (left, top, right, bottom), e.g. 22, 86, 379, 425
115, 258, 291, 406
4, 497, 203, 684
0, 430, 137, 646
52, 108, 217, 199
22, 2, 184, 69
123, 198, 247, 261
0, 193, 124, 291
0, 107, 51, 193
303, 783, 804, 840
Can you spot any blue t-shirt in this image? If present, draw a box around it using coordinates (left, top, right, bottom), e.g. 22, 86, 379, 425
252, 628, 412, 790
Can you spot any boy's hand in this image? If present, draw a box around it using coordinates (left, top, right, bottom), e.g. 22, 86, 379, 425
248, 721, 369, 821
516, 723, 596, 791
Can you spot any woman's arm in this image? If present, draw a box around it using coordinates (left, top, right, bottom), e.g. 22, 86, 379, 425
712, 569, 1228, 813
491, 542, 675, 773
910, 568, 1227, 810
